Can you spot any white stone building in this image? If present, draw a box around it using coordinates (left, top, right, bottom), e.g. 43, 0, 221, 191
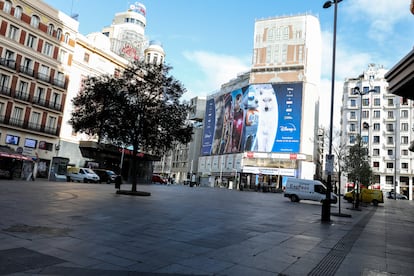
340, 64, 413, 200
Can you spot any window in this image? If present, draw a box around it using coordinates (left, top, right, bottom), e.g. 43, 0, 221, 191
29, 111, 41, 130
386, 124, 394, 132
401, 149, 408, 156
401, 162, 408, 169
0, 102, 4, 116
362, 110, 369, 119
386, 163, 394, 169
17, 81, 28, 97
373, 148, 380, 156
401, 110, 408, 118
26, 34, 37, 49
83, 53, 90, 63
56, 28, 62, 40
47, 24, 54, 35
401, 123, 409, 132
362, 98, 369, 106
0, 74, 11, 90
373, 110, 381, 118
4, 49, 15, 62
24, 138, 37, 148
373, 98, 380, 106
30, 15, 40, 28
350, 111, 356, 120
14, 5, 22, 19
349, 135, 356, 144
385, 176, 393, 185
58, 49, 67, 63
387, 111, 394, 119
10, 106, 23, 125
387, 136, 394, 145
46, 116, 57, 130
22, 57, 33, 74
362, 135, 368, 144
38, 65, 49, 81
3, 0, 11, 13
350, 99, 356, 107
373, 86, 380, 93
7, 25, 19, 41
34, 87, 45, 103
373, 123, 380, 131
153, 54, 158, 64
373, 162, 379, 168
283, 26, 289, 39
51, 92, 61, 108
401, 97, 408, 105
64, 32, 70, 43
401, 136, 409, 144
387, 98, 394, 106
349, 123, 356, 132
42, 42, 53, 56
373, 136, 380, 144
387, 149, 393, 156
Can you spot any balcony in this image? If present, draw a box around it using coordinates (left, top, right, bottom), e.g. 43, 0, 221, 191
52, 78, 66, 89
0, 85, 12, 97
0, 116, 60, 136
14, 90, 30, 101
36, 72, 50, 83
0, 58, 16, 70
18, 66, 35, 77
32, 98, 62, 112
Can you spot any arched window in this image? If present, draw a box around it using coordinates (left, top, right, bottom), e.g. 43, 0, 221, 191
56, 28, 62, 41
47, 24, 54, 36
3, 0, 12, 13
30, 15, 40, 28
64, 32, 70, 43
14, 5, 22, 19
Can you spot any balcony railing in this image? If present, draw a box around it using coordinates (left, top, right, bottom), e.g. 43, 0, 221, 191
19, 65, 35, 77
32, 98, 62, 112
0, 85, 12, 97
37, 72, 50, 83
0, 116, 60, 136
0, 58, 16, 70
14, 90, 30, 101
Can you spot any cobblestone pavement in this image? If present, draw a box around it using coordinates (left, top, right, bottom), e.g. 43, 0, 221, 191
0, 180, 413, 275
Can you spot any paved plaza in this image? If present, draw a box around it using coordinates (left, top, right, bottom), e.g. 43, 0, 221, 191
0, 180, 413, 275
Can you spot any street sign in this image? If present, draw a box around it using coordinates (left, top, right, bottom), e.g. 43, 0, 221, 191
325, 154, 334, 175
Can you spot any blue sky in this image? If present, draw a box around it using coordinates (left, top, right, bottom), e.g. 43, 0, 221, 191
43, 0, 413, 128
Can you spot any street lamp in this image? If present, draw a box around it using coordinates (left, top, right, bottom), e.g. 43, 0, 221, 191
352, 86, 376, 208
322, 0, 342, 222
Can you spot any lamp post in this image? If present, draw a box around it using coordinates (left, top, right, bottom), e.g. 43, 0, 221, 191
322, 0, 342, 222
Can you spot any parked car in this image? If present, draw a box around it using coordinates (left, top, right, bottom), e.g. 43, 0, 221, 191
152, 174, 167, 184
386, 192, 408, 200
67, 167, 100, 183
93, 169, 118, 184
344, 188, 384, 206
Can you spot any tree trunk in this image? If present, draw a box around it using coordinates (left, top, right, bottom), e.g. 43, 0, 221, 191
130, 148, 138, 192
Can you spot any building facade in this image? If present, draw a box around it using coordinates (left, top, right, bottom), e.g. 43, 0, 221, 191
0, 0, 77, 178
341, 64, 413, 200
199, 14, 321, 189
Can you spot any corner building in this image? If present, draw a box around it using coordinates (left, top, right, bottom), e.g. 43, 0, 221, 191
0, 0, 77, 178
199, 15, 321, 189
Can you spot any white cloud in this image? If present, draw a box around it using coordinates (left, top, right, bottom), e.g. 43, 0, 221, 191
344, 0, 411, 42
182, 51, 250, 99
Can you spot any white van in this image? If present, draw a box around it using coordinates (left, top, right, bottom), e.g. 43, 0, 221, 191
284, 178, 337, 203
67, 167, 100, 183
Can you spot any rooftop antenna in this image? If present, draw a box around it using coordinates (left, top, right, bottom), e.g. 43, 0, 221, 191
70, 0, 79, 20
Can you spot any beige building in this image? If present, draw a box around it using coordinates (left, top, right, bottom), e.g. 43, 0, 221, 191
0, 0, 77, 178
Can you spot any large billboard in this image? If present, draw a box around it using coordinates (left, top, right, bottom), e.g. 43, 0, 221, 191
202, 82, 302, 155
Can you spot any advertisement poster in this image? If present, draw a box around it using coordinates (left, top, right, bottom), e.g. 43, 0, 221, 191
201, 82, 302, 155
